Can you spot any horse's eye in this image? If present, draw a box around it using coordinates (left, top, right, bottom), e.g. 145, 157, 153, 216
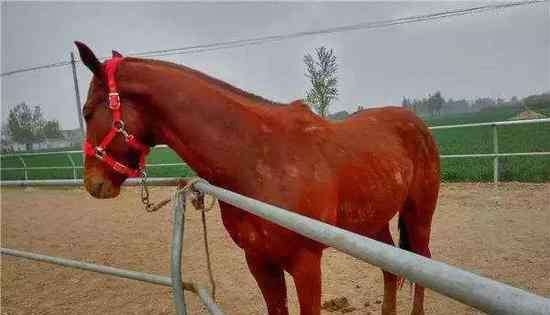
82, 107, 93, 120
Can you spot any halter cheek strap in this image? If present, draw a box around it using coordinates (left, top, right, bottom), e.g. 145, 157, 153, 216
83, 57, 150, 178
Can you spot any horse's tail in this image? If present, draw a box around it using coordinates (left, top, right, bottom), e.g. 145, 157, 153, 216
397, 216, 411, 289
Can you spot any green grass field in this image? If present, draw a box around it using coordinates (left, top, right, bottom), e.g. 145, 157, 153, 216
1, 107, 549, 182
425, 108, 550, 182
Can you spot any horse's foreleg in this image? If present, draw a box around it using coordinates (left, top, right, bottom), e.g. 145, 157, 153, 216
374, 226, 398, 315
245, 253, 289, 315
286, 249, 322, 315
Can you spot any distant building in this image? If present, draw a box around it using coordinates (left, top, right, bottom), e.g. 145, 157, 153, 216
60, 129, 84, 147
0, 129, 83, 153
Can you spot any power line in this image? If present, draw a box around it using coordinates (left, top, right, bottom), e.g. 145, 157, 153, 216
134, 0, 547, 58
1, 0, 546, 77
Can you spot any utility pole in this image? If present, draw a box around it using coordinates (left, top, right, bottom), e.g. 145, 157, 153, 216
70, 52, 85, 136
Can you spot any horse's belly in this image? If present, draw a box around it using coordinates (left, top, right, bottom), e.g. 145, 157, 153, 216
219, 205, 305, 261
336, 182, 408, 235
337, 201, 400, 235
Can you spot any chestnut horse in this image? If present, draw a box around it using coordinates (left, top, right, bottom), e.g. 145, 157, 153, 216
75, 42, 439, 315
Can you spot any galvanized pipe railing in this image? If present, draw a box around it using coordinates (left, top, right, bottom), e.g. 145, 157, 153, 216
191, 180, 550, 315
428, 117, 550, 129
1, 247, 174, 286
171, 190, 188, 315
1, 182, 225, 315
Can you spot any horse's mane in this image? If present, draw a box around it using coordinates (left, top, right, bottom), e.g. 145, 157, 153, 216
128, 57, 285, 106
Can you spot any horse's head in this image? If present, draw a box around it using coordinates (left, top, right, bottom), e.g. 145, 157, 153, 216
75, 42, 154, 199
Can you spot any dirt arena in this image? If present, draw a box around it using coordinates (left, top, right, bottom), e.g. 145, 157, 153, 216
1, 183, 549, 315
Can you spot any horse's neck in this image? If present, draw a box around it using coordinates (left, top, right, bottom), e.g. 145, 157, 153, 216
153, 72, 266, 186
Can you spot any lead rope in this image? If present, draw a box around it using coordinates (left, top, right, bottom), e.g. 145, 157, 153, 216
141, 176, 218, 300
191, 188, 217, 300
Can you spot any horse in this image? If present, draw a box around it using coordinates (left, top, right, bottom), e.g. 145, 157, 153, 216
75, 41, 440, 315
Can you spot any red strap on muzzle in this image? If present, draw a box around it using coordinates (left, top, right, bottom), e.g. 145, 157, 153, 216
83, 56, 150, 178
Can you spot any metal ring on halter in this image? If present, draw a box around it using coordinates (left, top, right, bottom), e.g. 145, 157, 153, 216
95, 147, 106, 160
113, 121, 131, 140
113, 120, 125, 131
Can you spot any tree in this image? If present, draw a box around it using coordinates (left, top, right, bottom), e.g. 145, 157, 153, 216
304, 46, 338, 118
402, 97, 413, 112
1, 123, 12, 152
42, 120, 63, 138
431, 91, 444, 116
523, 93, 550, 117
6, 102, 63, 150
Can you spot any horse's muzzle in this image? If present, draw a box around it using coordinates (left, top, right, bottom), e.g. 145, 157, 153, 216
84, 176, 120, 199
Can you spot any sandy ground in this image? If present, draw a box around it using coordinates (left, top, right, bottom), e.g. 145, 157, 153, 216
1, 183, 549, 315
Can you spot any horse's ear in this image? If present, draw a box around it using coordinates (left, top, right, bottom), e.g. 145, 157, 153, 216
112, 50, 123, 58
74, 41, 102, 76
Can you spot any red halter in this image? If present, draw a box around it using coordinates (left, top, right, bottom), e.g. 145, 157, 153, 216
83, 56, 150, 177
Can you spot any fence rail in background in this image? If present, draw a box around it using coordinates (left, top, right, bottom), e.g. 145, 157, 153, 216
432, 118, 550, 183
1, 178, 550, 315
1, 118, 549, 183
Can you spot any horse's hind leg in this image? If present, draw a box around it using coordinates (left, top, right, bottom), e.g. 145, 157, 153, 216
285, 248, 322, 315
399, 195, 437, 315
245, 253, 289, 315
374, 225, 398, 315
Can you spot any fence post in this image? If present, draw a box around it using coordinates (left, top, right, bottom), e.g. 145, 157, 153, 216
171, 190, 187, 315
493, 124, 499, 184
66, 153, 77, 180
17, 156, 28, 181
70, 52, 85, 136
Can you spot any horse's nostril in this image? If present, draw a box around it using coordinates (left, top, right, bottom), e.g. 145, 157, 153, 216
92, 181, 104, 194
85, 174, 119, 199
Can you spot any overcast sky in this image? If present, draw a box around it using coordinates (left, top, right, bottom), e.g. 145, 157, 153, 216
1, 1, 549, 130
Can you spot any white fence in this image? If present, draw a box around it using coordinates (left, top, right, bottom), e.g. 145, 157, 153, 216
1, 118, 549, 183
433, 118, 550, 183
0, 145, 186, 181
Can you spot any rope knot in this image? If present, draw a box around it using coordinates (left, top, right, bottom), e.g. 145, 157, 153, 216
179, 177, 217, 213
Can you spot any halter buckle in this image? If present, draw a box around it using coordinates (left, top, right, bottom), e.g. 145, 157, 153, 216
95, 147, 106, 160
108, 93, 120, 110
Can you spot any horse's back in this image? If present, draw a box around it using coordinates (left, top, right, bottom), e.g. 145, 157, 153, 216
331, 106, 437, 168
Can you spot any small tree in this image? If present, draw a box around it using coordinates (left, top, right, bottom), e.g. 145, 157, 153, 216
304, 46, 338, 118
431, 91, 444, 116
402, 97, 413, 111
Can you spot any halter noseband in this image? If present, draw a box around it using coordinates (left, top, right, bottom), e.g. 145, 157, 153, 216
83, 56, 150, 177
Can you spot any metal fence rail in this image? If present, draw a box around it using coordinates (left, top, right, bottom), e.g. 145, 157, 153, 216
0, 144, 180, 181
194, 180, 550, 315
2, 178, 550, 314
1, 182, 224, 315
